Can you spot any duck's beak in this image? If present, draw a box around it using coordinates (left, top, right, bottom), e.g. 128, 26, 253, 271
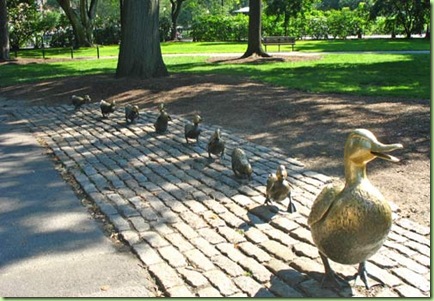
371, 142, 403, 162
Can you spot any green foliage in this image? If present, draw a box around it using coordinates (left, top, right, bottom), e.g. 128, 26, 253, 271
94, 19, 121, 45
191, 13, 248, 41
7, 0, 39, 49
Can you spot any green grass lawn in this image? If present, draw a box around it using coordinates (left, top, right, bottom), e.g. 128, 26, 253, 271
2, 39, 430, 100
11, 38, 430, 59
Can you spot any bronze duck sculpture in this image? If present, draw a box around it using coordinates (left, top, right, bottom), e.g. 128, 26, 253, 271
71, 94, 91, 110
231, 147, 252, 180
184, 114, 202, 143
307, 129, 403, 289
125, 104, 139, 123
100, 99, 116, 118
154, 103, 172, 133
265, 165, 296, 213
207, 128, 225, 159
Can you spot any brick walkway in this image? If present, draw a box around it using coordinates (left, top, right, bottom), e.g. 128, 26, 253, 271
7, 103, 430, 297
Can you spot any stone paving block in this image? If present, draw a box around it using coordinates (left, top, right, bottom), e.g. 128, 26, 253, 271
197, 286, 223, 297
178, 267, 209, 288
289, 226, 314, 245
395, 218, 430, 236
148, 261, 184, 290
119, 229, 141, 245
158, 245, 188, 268
267, 276, 303, 297
108, 213, 131, 232
216, 242, 247, 263
394, 284, 428, 297
392, 267, 430, 292
260, 239, 296, 262
129, 216, 151, 232
269, 216, 300, 232
290, 257, 324, 282
211, 254, 245, 277
184, 249, 216, 272
387, 251, 430, 275
165, 232, 195, 252
179, 211, 208, 229
142, 231, 170, 248
293, 241, 320, 259
204, 270, 240, 296
139, 205, 160, 222
369, 252, 398, 269
201, 211, 226, 228
198, 228, 227, 245
264, 259, 307, 286
133, 242, 164, 266
365, 262, 401, 287
238, 241, 271, 263
190, 236, 220, 258
244, 227, 269, 244
238, 257, 273, 283
233, 275, 264, 296
264, 228, 299, 247
151, 221, 175, 236
166, 285, 195, 297
216, 226, 246, 244
172, 221, 199, 240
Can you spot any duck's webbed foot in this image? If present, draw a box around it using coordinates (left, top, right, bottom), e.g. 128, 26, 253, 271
264, 197, 272, 205
354, 261, 373, 289
286, 193, 296, 213
319, 253, 345, 288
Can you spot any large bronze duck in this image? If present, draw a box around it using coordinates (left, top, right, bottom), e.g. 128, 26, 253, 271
207, 128, 225, 159
231, 147, 252, 180
184, 114, 202, 143
308, 129, 403, 289
154, 103, 172, 133
125, 104, 139, 123
265, 165, 296, 213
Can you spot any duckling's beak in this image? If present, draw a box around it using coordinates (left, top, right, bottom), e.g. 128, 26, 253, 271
371, 142, 403, 162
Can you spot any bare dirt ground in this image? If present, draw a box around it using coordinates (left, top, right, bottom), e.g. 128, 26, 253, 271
1, 56, 430, 227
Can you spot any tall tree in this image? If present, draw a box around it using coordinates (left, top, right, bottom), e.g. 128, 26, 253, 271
56, 0, 99, 48
116, 0, 168, 79
265, 0, 313, 36
169, 0, 187, 40
241, 0, 269, 58
0, 0, 10, 60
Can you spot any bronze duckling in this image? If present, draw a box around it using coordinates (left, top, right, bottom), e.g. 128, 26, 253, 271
308, 129, 403, 289
125, 104, 139, 123
265, 165, 296, 213
154, 103, 172, 133
71, 94, 91, 110
207, 128, 225, 159
231, 147, 252, 180
100, 99, 116, 118
184, 114, 202, 143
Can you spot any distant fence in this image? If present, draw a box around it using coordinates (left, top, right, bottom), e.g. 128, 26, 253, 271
12, 45, 107, 60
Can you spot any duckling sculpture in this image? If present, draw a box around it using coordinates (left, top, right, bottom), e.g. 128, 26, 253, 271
307, 129, 403, 289
125, 104, 139, 123
71, 94, 91, 110
100, 99, 116, 118
207, 128, 225, 159
184, 114, 202, 143
231, 147, 252, 180
154, 103, 172, 133
265, 165, 296, 213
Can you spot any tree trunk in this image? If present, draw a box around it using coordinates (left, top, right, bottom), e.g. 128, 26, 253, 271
57, 0, 98, 48
0, 0, 10, 61
241, 0, 270, 58
425, 23, 430, 39
170, 0, 185, 41
116, 0, 168, 79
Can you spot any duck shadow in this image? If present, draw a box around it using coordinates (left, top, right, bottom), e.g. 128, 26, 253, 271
239, 204, 280, 231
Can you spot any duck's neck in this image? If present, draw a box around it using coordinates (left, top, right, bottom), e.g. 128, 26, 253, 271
344, 161, 368, 186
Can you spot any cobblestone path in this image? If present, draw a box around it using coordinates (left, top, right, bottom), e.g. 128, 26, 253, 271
8, 103, 430, 297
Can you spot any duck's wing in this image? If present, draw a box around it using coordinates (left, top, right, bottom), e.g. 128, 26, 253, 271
307, 182, 343, 227
266, 173, 277, 196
